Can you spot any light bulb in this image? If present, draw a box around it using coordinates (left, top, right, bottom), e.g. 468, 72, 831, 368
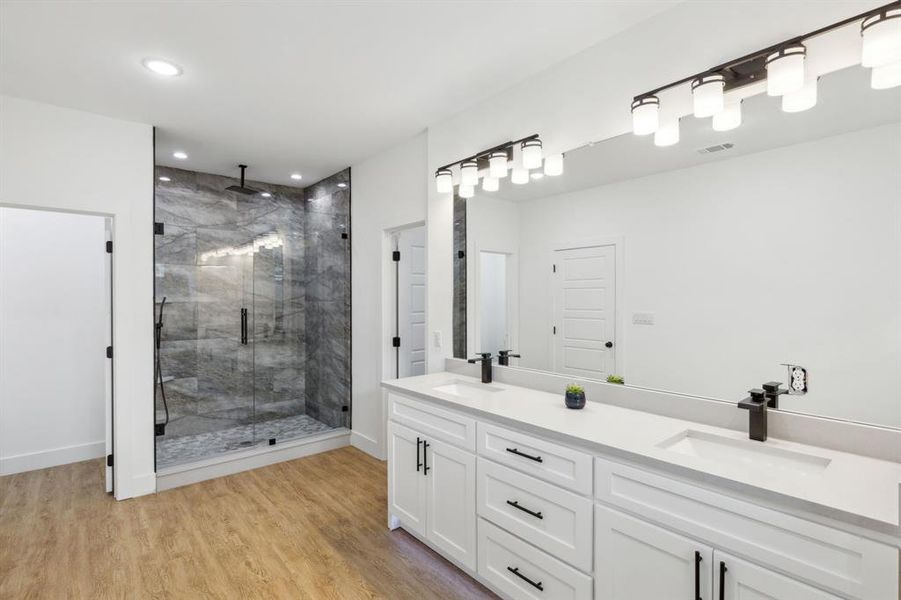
460, 160, 479, 186
861, 9, 901, 68
435, 168, 453, 194
543, 153, 564, 176
521, 139, 543, 169
766, 44, 806, 96
781, 78, 817, 112
712, 100, 742, 131
872, 61, 901, 89
511, 167, 529, 184
631, 96, 659, 135
481, 176, 499, 192
654, 120, 679, 147
691, 74, 725, 118
488, 151, 508, 178
458, 184, 474, 199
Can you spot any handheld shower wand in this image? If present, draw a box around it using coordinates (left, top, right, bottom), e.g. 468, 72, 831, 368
155, 297, 170, 436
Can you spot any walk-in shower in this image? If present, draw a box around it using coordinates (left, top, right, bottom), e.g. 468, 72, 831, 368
153, 166, 351, 469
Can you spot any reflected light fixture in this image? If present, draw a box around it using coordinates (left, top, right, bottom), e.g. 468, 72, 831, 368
173, 151, 188, 160
631, 96, 659, 135
861, 8, 901, 67
158, 176, 171, 182
872, 60, 901, 89
337, 182, 348, 188
142, 58, 182, 76
458, 184, 475, 198
260, 192, 272, 198
654, 119, 680, 147
530, 172, 544, 180
781, 78, 818, 112
712, 100, 742, 131
543, 153, 564, 176
488, 151, 508, 178
766, 44, 807, 96
482, 176, 499, 192
435, 168, 453, 193
691, 74, 725, 118
521, 139, 543, 169
460, 160, 479, 186
511, 166, 529, 184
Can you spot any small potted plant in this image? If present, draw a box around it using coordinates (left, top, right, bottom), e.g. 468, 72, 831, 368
565, 384, 586, 409
606, 374, 624, 385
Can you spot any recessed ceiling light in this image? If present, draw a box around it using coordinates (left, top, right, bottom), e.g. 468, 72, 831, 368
142, 58, 182, 77
158, 176, 171, 182
173, 151, 188, 160
337, 182, 347, 188
530, 172, 544, 180
260, 192, 272, 198
290, 173, 302, 180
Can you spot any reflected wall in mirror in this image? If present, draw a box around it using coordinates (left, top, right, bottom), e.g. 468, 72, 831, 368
454, 66, 901, 429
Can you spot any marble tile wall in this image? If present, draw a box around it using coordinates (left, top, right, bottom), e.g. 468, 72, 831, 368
453, 194, 467, 359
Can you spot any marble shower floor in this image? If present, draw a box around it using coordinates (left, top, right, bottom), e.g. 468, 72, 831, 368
156, 413, 338, 469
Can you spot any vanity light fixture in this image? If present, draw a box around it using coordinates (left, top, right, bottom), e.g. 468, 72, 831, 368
142, 58, 182, 77
458, 183, 475, 198
482, 176, 499, 192
871, 60, 901, 88
861, 7, 901, 67
432, 133, 539, 194
631, 96, 659, 135
460, 160, 479, 186
712, 100, 742, 131
511, 166, 529, 184
654, 119, 680, 146
765, 44, 807, 96
488, 151, 509, 178
521, 139, 543, 169
691, 74, 726, 118
782, 78, 818, 112
543, 153, 564, 176
435, 168, 453, 194
173, 151, 188, 160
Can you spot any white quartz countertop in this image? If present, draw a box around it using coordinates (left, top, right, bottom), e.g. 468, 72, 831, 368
383, 372, 901, 535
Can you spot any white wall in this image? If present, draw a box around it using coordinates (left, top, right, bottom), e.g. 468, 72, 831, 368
0, 208, 109, 474
351, 131, 428, 458
0, 96, 154, 498
513, 124, 901, 427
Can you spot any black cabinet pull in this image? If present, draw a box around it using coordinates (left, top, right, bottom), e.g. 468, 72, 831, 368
416, 437, 422, 472
507, 566, 543, 591
506, 500, 543, 520
506, 447, 543, 463
695, 551, 702, 600
719, 561, 727, 600
422, 441, 430, 475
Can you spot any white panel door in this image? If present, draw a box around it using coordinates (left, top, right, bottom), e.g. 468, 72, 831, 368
595, 504, 713, 600
552, 244, 616, 378
398, 226, 426, 377
387, 421, 427, 536
715, 552, 843, 600
425, 437, 477, 570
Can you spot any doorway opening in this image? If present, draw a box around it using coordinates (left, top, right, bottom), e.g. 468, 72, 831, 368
0, 206, 114, 493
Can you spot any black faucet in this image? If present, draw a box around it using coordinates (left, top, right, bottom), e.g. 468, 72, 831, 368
738, 388, 768, 442
497, 350, 520, 366
762, 381, 788, 409
467, 353, 493, 383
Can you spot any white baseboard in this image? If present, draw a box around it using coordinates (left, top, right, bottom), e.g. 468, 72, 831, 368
155, 429, 351, 492
0, 440, 106, 475
351, 429, 384, 460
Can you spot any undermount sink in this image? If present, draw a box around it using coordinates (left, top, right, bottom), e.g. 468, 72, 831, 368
657, 429, 832, 477
432, 379, 504, 399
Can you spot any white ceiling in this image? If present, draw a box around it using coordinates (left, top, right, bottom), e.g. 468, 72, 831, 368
0, 1, 675, 187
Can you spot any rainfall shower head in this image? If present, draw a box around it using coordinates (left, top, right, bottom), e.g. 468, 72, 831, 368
225, 164, 261, 196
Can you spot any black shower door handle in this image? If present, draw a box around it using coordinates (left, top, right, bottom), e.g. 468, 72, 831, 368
240, 308, 248, 345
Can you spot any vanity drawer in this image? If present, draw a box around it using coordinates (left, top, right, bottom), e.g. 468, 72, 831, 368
478, 458, 593, 572
478, 518, 593, 600
387, 393, 476, 451
594, 458, 898, 600
477, 422, 593, 495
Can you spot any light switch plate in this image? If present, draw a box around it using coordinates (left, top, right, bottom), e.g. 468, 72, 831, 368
633, 312, 655, 325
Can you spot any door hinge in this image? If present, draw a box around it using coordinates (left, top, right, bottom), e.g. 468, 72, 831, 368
552, 264, 556, 273
106, 454, 114, 467
154, 222, 165, 235
106, 345, 113, 358
105, 241, 113, 253
392, 250, 400, 262
392, 336, 401, 348
553, 326, 557, 335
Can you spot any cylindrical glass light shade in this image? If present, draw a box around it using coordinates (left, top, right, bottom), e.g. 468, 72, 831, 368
458, 184, 474, 199
488, 151, 508, 178
631, 96, 659, 135
712, 100, 742, 131
511, 166, 529, 184
481, 176, 499, 192
691, 74, 725, 118
543, 153, 564, 176
653, 120, 679, 147
460, 160, 479, 186
781, 78, 817, 112
521, 139, 543, 169
435, 168, 453, 194
861, 9, 901, 68
872, 61, 901, 89
766, 45, 806, 96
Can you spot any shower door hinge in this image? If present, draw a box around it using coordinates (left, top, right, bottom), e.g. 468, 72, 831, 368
552, 264, 556, 273
392, 250, 400, 262
105, 241, 113, 253
553, 326, 557, 335
342, 406, 349, 412
392, 336, 401, 348
106, 454, 114, 467
154, 222, 165, 235
106, 346, 113, 358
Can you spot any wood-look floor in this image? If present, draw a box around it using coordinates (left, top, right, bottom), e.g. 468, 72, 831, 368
0, 446, 496, 600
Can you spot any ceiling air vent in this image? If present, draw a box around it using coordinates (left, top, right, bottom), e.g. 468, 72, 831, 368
697, 143, 735, 154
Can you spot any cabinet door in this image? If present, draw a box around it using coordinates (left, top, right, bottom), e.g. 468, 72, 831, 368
595, 504, 713, 600
714, 551, 843, 600
425, 437, 477, 570
387, 421, 427, 537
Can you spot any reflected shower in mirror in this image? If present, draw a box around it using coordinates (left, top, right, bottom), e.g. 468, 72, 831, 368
454, 66, 901, 429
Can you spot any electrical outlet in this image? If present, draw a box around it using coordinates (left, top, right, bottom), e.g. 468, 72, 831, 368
782, 364, 808, 395
632, 312, 655, 326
